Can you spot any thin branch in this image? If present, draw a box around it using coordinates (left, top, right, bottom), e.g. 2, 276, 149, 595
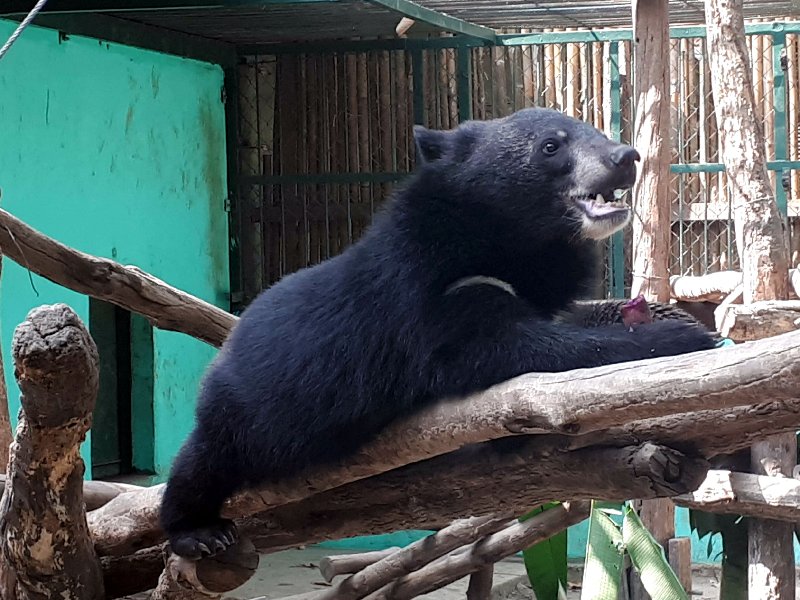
364, 501, 591, 600
0, 208, 236, 347
316, 514, 513, 600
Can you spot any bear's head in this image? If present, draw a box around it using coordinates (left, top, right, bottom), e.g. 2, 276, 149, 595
413, 107, 640, 242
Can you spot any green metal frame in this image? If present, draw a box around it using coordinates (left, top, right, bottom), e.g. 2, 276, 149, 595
364, 0, 496, 43
2, 13, 237, 64
0, 0, 336, 17
236, 21, 800, 297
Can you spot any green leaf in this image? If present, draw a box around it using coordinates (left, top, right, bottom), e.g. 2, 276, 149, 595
622, 506, 689, 600
521, 503, 568, 600
580, 501, 625, 600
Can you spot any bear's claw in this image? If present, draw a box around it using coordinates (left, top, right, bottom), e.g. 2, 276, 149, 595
170, 519, 238, 560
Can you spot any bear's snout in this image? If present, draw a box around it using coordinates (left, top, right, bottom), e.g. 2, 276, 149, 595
610, 145, 640, 168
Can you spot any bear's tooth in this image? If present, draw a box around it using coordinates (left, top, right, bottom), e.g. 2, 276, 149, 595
595, 193, 605, 203
613, 189, 625, 199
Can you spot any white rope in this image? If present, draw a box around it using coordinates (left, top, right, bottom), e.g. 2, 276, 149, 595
0, 0, 50, 62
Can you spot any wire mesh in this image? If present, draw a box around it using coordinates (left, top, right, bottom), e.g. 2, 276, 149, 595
235, 27, 800, 301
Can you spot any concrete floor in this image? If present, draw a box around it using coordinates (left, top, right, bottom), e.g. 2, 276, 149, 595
222, 546, 737, 599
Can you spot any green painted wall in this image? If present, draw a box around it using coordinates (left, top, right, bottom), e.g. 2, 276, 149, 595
0, 20, 229, 479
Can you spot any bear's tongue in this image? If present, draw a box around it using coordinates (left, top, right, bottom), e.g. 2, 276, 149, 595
577, 194, 628, 218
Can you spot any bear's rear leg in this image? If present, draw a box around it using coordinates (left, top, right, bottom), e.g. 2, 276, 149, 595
160, 434, 241, 560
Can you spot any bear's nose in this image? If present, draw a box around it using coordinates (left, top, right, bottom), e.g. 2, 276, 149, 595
610, 146, 641, 167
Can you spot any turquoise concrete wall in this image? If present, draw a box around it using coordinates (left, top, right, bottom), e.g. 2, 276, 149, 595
0, 20, 229, 478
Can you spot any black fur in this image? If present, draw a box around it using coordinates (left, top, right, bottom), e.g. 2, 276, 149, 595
160, 108, 718, 559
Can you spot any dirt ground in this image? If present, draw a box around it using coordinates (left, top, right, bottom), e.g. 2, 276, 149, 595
220, 545, 761, 600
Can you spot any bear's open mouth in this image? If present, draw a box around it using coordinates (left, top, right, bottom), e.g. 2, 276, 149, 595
570, 190, 630, 222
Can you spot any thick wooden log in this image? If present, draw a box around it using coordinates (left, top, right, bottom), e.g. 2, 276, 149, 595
0, 304, 104, 600
0, 208, 236, 348
87, 330, 800, 558
718, 300, 800, 342
101, 443, 708, 594
674, 470, 800, 522
566, 397, 800, 459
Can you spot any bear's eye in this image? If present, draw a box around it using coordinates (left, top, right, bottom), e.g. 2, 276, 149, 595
542, 140, 560, 156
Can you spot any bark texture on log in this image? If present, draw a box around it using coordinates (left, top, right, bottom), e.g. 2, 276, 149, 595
630, 4, 676, 594
87, 330, 800, 566
100, 443, 708, 593
631, 0, 672, 302
674, 470, 800, 522
0, 208, 236, 348
718, 301, 800, 342
0, 304, 104, 600
0, 475, 142, 512
704, 1, 790, 304
0, 252, 10, 468
366, 501, 591, 600
85, 329, 800, 560
705, 0, 794, 596
466, 567, 494, 600
316, 514, 512, 600
149, 539, 258, 600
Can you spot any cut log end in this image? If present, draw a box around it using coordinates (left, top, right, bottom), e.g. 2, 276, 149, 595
150, 538, 258, 600
11, 303, 99, 426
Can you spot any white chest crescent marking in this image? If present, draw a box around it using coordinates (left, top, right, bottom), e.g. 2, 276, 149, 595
445, 276, 518, 297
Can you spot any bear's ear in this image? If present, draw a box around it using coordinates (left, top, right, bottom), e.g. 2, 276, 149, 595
413, 125, 451, 164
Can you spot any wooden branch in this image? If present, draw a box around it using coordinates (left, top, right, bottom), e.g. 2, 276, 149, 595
0, 474, 142, 511
88, 329, 800, 559
582, 399, 800, 460
0, 208, 236, 347
319, 548, 402, 583
674, 470, 800, 522
669, 270, 743, 302
466, 567, 494, 600
0, 248, 10, 467
364, 501, 592, 600
102, 442, 708, 595
0, 304, 104, 599
316, 514, 513, 600
717, 300, 800, 342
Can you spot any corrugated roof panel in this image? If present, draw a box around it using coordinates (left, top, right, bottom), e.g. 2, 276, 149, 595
105, 1, 439, 44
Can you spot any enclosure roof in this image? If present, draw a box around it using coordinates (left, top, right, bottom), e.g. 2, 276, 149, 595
3, 0, 800, 55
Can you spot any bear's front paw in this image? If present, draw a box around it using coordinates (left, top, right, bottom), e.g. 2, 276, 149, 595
169, 519, 238, 560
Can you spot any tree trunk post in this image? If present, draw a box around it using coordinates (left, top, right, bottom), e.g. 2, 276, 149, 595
0, 304, 104, 599
630, 0, 677, 596
704, 0, 794, 598
631, 0, 672, 303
